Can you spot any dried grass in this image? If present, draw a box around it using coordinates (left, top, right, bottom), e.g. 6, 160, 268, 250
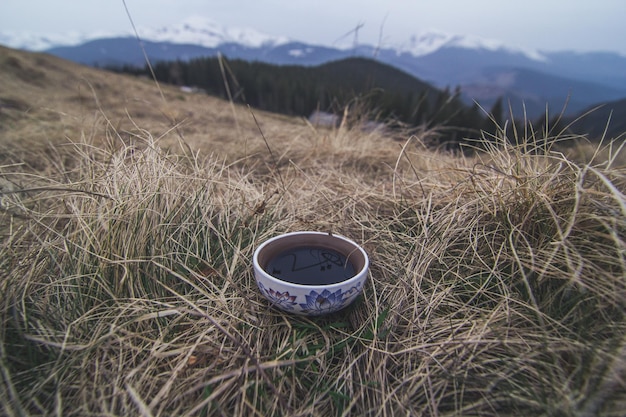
1, 46, 625, 416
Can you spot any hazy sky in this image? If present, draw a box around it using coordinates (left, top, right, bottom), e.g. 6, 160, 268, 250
1, 0, 625, 54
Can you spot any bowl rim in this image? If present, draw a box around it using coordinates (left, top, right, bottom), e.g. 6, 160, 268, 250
253, 231, 369, 290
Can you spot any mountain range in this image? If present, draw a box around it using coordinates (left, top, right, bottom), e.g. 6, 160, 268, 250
2, 16, 626, 124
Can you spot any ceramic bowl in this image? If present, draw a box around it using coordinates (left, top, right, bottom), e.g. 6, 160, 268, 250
253, 231, 369, 316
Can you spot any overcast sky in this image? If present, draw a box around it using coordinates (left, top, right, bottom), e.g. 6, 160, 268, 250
1, 0, 625, 55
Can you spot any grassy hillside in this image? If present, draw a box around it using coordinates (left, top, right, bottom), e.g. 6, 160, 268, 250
0, 45, 317, 162
1, 45, 626, 416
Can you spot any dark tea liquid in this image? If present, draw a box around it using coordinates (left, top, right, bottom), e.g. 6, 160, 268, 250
265, 246, 356, 285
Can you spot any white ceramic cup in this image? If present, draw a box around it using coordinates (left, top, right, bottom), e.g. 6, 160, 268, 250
253, 231, 369, 316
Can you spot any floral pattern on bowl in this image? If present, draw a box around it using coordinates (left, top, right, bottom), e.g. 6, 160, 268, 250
257, 282, 298, 311
257, 281, 363, 315
299, 284, 362, 315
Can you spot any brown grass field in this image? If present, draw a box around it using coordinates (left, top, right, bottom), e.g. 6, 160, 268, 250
1, 44, 626, 416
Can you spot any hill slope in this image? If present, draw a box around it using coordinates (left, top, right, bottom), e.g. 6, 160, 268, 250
1, 44, 626, 417
0, 44, 314, 160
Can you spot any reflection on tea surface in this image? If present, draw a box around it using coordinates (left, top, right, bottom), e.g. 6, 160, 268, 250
265, 246, 356, 285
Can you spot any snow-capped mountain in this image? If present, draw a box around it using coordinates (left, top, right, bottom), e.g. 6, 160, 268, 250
396, 31, 546, 62
1, 16, 543, 61
0, 16, 290, 52
135, 16, 290, 49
